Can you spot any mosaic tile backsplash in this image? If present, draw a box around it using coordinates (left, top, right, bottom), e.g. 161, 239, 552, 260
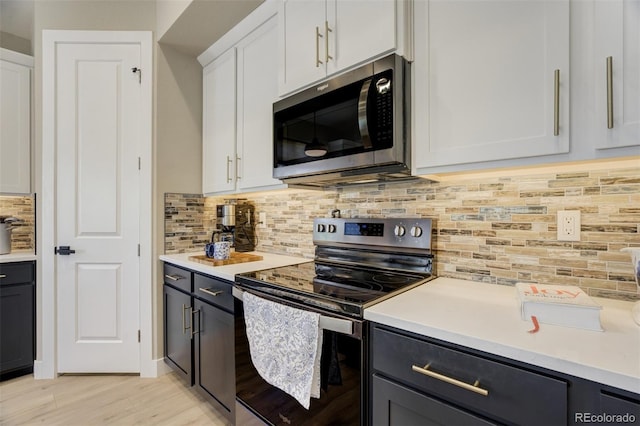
0, 195, 35, 251
165, 164, 640, 301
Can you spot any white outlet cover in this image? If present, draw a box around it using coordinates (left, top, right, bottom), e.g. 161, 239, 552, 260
557, 210, 581, 241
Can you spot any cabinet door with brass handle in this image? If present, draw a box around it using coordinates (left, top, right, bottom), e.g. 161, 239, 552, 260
371, 325, 568, 425
593, 0, 640, 150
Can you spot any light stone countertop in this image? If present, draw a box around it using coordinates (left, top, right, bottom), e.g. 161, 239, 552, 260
159, 251, 311, 282
364, 277, 640, 394
0, 251, 37, 263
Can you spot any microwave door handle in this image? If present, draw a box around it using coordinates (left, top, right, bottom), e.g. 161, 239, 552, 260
358, 78, 373, 149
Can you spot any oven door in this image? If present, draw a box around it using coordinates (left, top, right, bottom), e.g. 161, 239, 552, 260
233, 286, 366, 426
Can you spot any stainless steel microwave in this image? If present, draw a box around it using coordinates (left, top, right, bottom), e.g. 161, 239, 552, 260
273, 54, 411, 188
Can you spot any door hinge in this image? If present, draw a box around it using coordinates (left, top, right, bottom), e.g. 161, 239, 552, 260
138, 330, 141, 342
138, 244, 141, 257
138, 157, 141, 170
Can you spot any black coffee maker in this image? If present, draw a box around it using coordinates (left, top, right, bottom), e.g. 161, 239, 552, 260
215, 201, 256, 252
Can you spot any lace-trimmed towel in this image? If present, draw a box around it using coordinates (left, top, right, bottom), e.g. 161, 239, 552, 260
243, 292, 323, 409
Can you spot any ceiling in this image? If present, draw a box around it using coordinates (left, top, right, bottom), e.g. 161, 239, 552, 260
159, 0, 264, 57
0, 0, 264, 58
0, 0, 34, 41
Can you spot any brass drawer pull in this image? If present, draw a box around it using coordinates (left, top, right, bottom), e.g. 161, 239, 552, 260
165, 274, 184, 281
199, 287, 223, 297
412, 364, 489, 396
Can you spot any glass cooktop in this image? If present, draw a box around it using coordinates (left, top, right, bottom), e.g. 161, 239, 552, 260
235, 261, 431, 317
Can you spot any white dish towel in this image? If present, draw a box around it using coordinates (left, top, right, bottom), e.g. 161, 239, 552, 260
243, 292, 323, 409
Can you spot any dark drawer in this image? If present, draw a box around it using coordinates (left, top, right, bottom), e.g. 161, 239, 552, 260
372, 325, 568, 426
0, 262, 35, 286
163, 263, 192, 293
194, 273, 234, 313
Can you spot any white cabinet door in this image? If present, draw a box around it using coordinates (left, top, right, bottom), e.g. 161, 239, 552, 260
280, 0, 327, 94
202, 49, 236, 194
236, 16, 283, 191
328, 0, 396, 75
280, 0, 400, 95
0, 53, 31, 194
414, 0, 570, 172
594, 0, 640, 149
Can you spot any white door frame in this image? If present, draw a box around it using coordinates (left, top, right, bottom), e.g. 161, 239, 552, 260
39, 30, 154, 378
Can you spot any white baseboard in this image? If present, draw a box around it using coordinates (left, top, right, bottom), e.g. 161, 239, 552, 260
140, 358, 173, 378
33, 360, 55, 379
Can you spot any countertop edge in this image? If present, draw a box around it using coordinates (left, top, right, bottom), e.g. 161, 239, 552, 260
0, 252, 37, 263
365, 277, 640, 395
159, 251, 310, 282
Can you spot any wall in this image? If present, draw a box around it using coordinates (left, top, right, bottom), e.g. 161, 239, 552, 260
165, 161, 640, 301
0, 195, 35, 251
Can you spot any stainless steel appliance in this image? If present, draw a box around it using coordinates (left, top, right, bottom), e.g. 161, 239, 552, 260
234, 217, 434, 425
273, 54, 411, 188
215, 201, 256, 252
0, 217, 20, 255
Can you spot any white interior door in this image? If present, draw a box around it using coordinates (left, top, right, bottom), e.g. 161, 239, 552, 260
56, 42, 141, 373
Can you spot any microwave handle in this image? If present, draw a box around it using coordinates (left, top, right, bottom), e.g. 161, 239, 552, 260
357, 78, 373, 149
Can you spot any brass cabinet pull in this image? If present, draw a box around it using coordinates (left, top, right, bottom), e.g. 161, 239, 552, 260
554, 69, 560, 136
412, 364, 489, 396
606, 56, 614, 129
325, 21, 333, 63
226, 156, 233, 183
316, 26, 323, 67
191, 309, 201, 339
164, 274, 184, 281
182, 304, 191, 334
199, 287, 223, 297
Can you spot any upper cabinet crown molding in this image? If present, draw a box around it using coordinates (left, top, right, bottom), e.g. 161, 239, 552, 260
0, 48, 34, 67
0, 48, 33, 195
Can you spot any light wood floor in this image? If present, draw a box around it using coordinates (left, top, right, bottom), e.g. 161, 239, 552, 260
0, 373, 231, 425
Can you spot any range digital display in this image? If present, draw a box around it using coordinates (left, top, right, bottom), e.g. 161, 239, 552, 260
344, 222, 384, 237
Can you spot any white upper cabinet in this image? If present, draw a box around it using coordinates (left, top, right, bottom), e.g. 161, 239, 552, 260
0, 49, 32, 194
200, 2, 285, 195
414, 0, 570, 173
593, 0, 639, 150
202, 49, 237, 194
279, 0, 401, 95
236, 15, 283, 191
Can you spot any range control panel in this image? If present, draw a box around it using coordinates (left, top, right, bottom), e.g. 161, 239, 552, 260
313, 218, 433, 250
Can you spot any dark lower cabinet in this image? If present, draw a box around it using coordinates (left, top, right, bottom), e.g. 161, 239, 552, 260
0, 261, 35, 381
370, 323, 640, 426
162, 262, 235, 423
372, 374, 496, 426
163, 283, 193, 384
194, 297, 235, 415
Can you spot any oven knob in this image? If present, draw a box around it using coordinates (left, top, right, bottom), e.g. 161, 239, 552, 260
317, 224, 326, 233
394, 225, 406, 237
328, 224, 336, 233
410, 226, 423, 238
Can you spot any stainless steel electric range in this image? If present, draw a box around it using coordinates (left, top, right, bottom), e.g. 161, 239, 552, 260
234, 217, 434, 426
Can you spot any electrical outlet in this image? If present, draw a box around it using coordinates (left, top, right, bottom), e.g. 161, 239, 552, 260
557, 210, 580, 241
258, 212, 267, 229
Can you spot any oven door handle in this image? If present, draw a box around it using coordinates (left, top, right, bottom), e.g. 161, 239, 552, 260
233, 287, 354, 336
